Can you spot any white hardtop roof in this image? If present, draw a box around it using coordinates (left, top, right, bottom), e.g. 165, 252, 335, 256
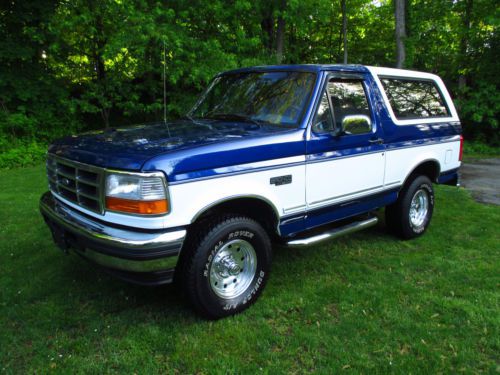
366, 66, 442, 81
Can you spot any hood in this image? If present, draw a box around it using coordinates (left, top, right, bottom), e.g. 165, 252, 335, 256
48, 120, 305, 177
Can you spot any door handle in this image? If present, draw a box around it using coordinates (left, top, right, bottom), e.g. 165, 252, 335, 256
369, 138, 384, 144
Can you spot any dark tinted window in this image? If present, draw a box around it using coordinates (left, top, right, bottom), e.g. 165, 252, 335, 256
381, 78, 450, 120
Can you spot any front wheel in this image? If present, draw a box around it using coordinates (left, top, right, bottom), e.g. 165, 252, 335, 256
386, 175, 435, 239
180, 215, 272, 319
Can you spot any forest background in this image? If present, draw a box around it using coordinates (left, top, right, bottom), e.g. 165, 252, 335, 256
0, 0, 498, 168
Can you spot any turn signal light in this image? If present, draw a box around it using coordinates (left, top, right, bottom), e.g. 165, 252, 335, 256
106, 197, 168, 215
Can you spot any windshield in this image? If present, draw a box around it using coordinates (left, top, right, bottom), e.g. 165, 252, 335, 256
189, 71, 316, 127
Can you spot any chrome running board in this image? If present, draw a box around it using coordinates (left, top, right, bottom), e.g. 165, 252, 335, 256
286, 216, 378, 247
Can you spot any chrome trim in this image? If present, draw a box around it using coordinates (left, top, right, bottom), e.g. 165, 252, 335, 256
409, 189, 429, 228
72, 247, 179, 272
209, 239, 257, 299
287, 216, 378, 247
51, 192, 168, 230
40, 191, 185, 251
283, 204, 307, 213
309, 185, 384, 206
47, 154, 105, 214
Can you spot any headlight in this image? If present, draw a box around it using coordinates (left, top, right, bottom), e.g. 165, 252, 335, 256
105, 172, 169, 215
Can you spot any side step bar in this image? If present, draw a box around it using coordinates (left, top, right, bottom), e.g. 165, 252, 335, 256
286, 216, 378, 247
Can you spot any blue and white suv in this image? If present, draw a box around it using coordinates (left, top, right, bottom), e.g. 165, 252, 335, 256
40, 64, 462, 318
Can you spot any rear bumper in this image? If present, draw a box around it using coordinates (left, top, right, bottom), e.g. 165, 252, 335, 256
438, 168, 460, 187
39, 191, 186, 285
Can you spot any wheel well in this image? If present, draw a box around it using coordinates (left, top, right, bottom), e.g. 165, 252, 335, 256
404, 160, 440, 187
191, 197, 280, 239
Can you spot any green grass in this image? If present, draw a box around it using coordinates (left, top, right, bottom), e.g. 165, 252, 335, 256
1, 165, 499, 374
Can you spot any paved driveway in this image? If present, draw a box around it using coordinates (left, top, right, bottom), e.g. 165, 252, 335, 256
459, 158, 500, 205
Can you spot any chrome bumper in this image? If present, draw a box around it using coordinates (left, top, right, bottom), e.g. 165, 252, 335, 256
40, 192, 186, 284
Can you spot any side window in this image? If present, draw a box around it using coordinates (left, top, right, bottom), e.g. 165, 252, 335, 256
380, 77, 450, 120
312, 90, 334, 133
328, 80, 371, 134
313, 79, 371, 135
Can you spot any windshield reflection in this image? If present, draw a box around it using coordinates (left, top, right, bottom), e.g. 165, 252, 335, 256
189, 71, 316, 127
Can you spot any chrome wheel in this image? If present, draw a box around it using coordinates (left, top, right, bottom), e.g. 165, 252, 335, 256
209, 239, 257, 299
409, 189, 429, 228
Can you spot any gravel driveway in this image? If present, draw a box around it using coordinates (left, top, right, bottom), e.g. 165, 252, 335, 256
459, 158, 500, 205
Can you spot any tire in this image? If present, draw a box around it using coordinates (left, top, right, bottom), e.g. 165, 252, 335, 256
385, 175, 435, 240
180, 215, 272, 319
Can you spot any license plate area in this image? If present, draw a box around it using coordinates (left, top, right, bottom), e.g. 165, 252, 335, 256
44, 217, 81, 253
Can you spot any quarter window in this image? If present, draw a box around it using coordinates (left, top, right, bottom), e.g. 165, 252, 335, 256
312, 91, 334, 132
380, 78, 450, 120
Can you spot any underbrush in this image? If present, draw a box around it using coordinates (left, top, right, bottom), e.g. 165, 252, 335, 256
0, 140, 48, 169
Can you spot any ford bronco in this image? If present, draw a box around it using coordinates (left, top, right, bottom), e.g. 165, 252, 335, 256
40, 65, 462, 318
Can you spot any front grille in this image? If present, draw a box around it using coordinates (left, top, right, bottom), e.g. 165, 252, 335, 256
46, 155, 104, 213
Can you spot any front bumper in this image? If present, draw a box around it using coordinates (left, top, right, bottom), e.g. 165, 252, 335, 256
39, 191, 186, 285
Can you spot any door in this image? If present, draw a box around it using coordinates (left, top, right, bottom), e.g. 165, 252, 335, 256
305, 76, 386, 215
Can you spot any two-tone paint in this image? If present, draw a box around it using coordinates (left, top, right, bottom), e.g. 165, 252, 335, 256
47, 64, 462, 240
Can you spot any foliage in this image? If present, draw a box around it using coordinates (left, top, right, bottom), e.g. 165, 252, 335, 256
0, 165, 499, 372
0, 140, 47, 169
463, 139, 500, 159
0, 0, 498, 164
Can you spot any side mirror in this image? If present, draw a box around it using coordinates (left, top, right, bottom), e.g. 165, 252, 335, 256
341, 115, 371, 135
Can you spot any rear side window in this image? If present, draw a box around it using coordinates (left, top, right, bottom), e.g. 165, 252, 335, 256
380, 77, 450, 120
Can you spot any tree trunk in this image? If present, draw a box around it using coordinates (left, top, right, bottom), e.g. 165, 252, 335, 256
395, 0, 406, 68
276, 0, 286, 64
341, 0, 347, 64
86, 0, 109, 128
458, 0, 473, 90
261, 16, 274, 52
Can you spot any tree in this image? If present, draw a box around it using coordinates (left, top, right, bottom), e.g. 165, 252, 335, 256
341, 0, 348, 64
395, 0, 406, 68
1, 0, 498, 162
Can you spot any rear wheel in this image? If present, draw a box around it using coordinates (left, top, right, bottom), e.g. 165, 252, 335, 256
386, 175, 434, 239
180, 215, 272, 319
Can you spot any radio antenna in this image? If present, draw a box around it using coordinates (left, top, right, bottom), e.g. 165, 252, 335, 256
163, 39, 171, 137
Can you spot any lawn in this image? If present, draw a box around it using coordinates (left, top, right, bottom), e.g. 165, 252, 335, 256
0, 165, 498, 373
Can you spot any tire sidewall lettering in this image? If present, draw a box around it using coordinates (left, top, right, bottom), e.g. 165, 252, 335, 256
201, 227, 268, 314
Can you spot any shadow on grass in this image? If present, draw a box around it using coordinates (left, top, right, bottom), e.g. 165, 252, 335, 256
33, 214, 394, 332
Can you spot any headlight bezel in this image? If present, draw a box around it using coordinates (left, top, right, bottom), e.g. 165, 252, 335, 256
104, 170, 170, 216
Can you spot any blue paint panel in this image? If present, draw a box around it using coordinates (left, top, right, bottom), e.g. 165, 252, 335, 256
438, 168, 459, 185
279, 188, 399, 237
144, 128, 306, 182
48, 120, 305, 172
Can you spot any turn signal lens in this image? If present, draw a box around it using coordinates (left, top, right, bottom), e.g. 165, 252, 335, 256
106, 197, 168, 215
105, 172, 169, 215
